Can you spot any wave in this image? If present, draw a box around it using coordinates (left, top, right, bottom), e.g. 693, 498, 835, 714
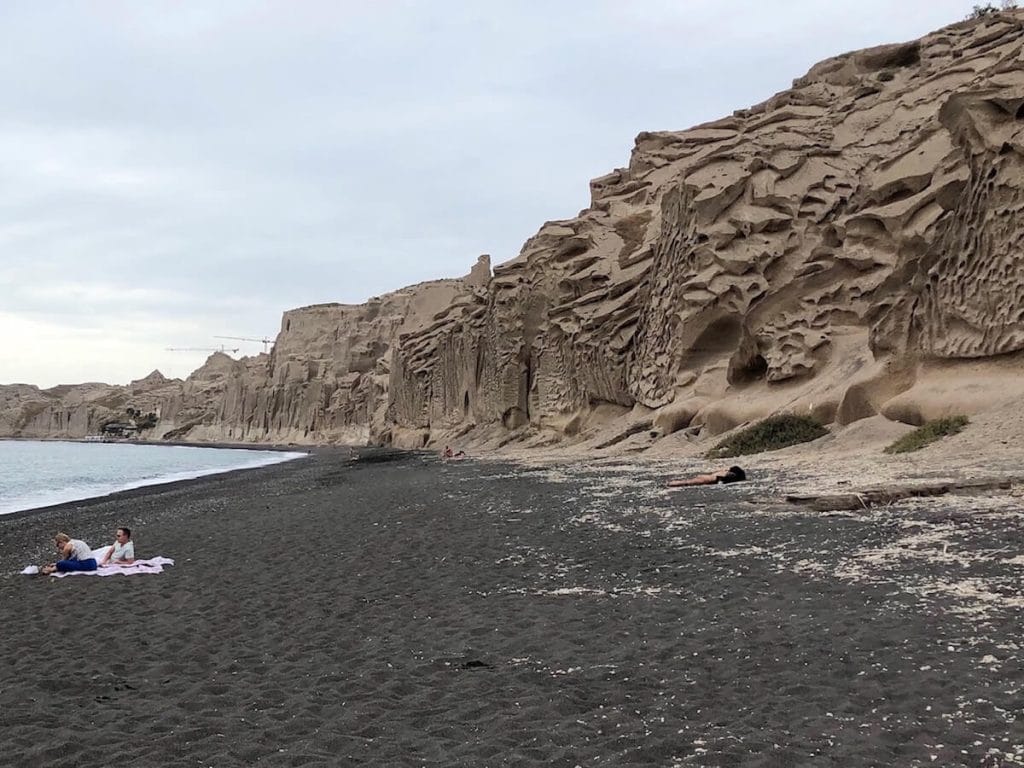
0, 450, 307, 516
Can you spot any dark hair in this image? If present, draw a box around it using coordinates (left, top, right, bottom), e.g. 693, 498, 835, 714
728, 466, 746, 480
118, 527, 132, 539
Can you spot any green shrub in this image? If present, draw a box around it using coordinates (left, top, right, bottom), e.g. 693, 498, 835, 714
706, 414, 828, 459
884, 415, 969, 454
968, 2, 1016, 19
135, 412, 158, 430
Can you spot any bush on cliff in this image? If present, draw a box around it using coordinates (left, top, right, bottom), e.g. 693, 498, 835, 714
706, 414, 828, 459
968, 2, 1016, 19
135, 412, 158, 430
884, 415, 969, 454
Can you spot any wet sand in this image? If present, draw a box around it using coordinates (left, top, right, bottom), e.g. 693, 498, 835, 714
1, 449, 1022, 766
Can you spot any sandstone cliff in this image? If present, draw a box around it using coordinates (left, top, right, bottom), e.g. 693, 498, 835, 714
0, 372, 177, 439
151, 277, 472, 445
387, 10, 1024, 451
5, 11, 1024, 452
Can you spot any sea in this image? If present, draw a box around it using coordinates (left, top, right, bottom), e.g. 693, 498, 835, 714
0, 440, 306, 515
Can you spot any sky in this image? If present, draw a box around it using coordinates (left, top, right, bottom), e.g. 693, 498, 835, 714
1, 0, 986, 387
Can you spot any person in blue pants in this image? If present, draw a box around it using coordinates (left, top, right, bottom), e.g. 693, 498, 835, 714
41, 532, 98, 575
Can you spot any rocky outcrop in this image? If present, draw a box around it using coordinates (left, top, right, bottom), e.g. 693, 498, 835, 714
6, 12, 1024, 450
387, 10, 1024, 446
0, 374, 179, 439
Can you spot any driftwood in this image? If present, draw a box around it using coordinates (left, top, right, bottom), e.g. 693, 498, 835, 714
786, 477, 1016, 512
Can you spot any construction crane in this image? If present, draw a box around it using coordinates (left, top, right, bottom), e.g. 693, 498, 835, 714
166, 346, 239, 354
215, 335, 275, 353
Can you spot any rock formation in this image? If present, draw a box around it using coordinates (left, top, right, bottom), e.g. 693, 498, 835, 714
5, 11, 1024, 451
383, 11, 1024, 450
0, 374, 178, 439
151, 278, 471, 445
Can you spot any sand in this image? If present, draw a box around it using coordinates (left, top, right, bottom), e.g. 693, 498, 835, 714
1, 447, 1023, 767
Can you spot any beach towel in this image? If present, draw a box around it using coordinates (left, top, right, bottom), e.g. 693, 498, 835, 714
50, 556, 174, 577
20, 546, 174, 577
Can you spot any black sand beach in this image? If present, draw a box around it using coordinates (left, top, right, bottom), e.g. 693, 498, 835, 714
1, 449, 1022, 766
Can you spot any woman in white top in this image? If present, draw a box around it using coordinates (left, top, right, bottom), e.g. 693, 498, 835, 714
41, 532, 98, 574
100, 527, 135, 566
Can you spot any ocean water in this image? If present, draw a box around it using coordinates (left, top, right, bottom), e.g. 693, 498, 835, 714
0, 440, 306, 515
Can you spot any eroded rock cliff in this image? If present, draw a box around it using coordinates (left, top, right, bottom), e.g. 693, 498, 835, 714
152, 277, 473, 445
5, 12, 1024, 451
388, 10, 1024, 450
0, 372, 177, 439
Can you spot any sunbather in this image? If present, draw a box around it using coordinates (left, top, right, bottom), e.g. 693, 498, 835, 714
99, 527, 135, 566
41, 532, 98, 574
667, 466, 747, 487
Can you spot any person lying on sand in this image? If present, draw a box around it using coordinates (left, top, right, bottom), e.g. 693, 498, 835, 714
442, 446, 466, 460
99, 527, 135, 566
40, 532, 98, 574
666, 466, 747, 487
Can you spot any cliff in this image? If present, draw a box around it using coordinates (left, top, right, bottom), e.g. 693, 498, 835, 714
386, 10, 1024, 451
5, 11, 1024, 452
153, 276, 473, 445
0, 372, 178, 439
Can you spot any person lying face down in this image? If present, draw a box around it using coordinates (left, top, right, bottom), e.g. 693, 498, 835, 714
100, 527, 135, 566
666, 466, 746, 487
41, 532, 98, 574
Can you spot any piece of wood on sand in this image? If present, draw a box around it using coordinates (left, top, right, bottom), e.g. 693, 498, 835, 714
785, 477, 1017, 512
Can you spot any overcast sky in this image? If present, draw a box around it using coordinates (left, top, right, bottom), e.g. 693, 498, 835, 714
1, 0, 982, 387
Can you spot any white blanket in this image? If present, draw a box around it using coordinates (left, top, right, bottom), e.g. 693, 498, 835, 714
20, 546, 174, 577
51, 556, 175, 577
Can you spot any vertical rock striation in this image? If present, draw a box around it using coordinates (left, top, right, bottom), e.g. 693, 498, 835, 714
386, 11, 1024, 444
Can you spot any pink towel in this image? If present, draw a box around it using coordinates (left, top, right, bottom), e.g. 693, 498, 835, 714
50, 557, 175, 578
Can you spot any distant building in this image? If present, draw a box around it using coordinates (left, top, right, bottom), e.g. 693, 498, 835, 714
101, 422, 139, 438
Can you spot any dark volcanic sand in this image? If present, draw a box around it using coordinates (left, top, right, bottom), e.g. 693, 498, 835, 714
1, 449, 1022, 767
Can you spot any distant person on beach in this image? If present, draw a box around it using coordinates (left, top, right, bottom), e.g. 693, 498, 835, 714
442, 446, 466, 460
666, 466, 747, 487
41, 532, 98, 574
99, 527, 135, 567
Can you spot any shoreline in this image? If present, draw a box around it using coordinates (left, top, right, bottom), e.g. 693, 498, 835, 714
0, 445, 417, 525
8, 420, 1023, 522
0, 440, 316, 521
0, 434, 324, 452
0, 448, 339, 568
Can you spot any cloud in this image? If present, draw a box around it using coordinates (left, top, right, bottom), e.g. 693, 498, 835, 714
19, 282, 188, 307
0, 311, 203, 385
